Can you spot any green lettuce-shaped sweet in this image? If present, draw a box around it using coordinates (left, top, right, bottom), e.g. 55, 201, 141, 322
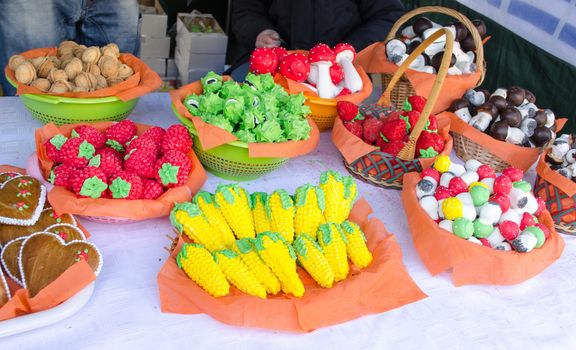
234, 129, 257, 143
284, 93, 310, 116
260, 92, 279, 118
204, 114, 234, 132
201, 71, 223, 93
203, 93, 224, 115
220, 80, 243, 99
254, 119, 283, 142
244, 73, 263, 91
283, 116, 311, 140
223, 97, 245, 124
259, 73, 276, 92
183, 94, 203, 115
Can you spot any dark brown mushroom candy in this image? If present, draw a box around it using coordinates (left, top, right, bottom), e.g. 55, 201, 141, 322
479, 102, 499, 118
406, 39, 422, 54
533, 110, 547, 127
524, 89, 536, 104
500, 107, 522, 127
478, 89, 491, 104
460, 33, 476, 52
450, 98, 470, 111
451, 22, 469, 41
489, 95, 508, 112
413, 17, 434, 37
520, 117, 537, 137
530, 126, 553, 147
430, 52, 456, 72
472, 20, 487, 38
506, 86, 526, 107
490, 121, 509, 141
550, 121, 558, 133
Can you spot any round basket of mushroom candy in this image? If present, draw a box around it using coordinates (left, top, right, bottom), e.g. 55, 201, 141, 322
448, 85, 566, 172
4, 40, 161, 125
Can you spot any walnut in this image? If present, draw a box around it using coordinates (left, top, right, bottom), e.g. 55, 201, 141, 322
95, 74, 108, 89
48, 56, 61, 69
98, 55, 119, 78
64, 57, 83, 80
59, 55, 74, 69
106, 76, 124, 87
81, 46, 101, 64
47, 68, 67, 83
58, 41, 79, 57
8, 55, 27, 71
48, 79, 73, 93
74, 72, 97, 90
118, 64, 133, 79
37, 59, 55, 78
30, 78, 51, 92
101, 43, 120, 58
14, 62, 36, 84
72, 86, 89, 93
83, 62, 101, 76
73, 45, 87, 58
30, 56, 48, 70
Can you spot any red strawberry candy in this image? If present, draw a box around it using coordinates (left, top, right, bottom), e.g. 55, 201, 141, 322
90, 147, 122, 177
336, 101, 359, 122
48, 164, 75, 189
535, 223, 551, 239
401, 110, 420, 131
448, 177, 468, 196
427, 114, 438, 131
520, 212, 536, 230
416, 131, 442, 158
126, 135, 160, 157
362, 117, 384, 144
494, 175, 513, 195
407, 95, 427, 112
109, 171, 143, 200
161, 125, 193, 155
105, 120, 137, 150
45, 134, 67, 162
344, 121, 363, 138
142, 179, 164, 200
69, 167, 108, 198
380, 118, 407, 142
502, 166, 524, 182
535, 197, 546, 216
60, 138, 95, 167
421, 168, 440, 184
380, 139, 405, 156
490, 193, 510, 213
477, 165, 496, 180
124, 148, 156, 179
479, 238, 492, 247
337, 88, 352, 97
430, 132, 445, 152
330, 63, 344, 84
141, 126, 166, 145
73, 125, 106, 149
249, 48, 279, 74
155, 150, 192, 188
434, 186, 452, 200
499, 221, 520, 241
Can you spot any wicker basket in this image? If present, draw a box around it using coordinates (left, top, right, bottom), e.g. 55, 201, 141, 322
381, 6, 485, 109
340, 27, 454, 190
452, 132, 511, 172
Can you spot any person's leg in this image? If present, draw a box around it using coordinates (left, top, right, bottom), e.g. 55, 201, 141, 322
79, 0, 140, 55
229, 62, 250, 82
0, 0, 79, 95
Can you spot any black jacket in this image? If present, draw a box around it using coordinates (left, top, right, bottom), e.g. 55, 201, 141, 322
230, 0, 404, 67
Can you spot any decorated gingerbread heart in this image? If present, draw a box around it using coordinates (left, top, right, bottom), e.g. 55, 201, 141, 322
0, 268, 10, 307
0, 175, 46, 226
45, 223, 86, 242
0, 172, 22, 185
20, 232, 102, 297
0, 208, 76, 245
1, 237, 26, 285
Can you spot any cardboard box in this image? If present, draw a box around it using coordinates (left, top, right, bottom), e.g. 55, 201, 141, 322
141, 13, 167, 37
179, 68, 220, 85
141, 57, 166, 77
176, 13, 228, 55
174, 44, 225, 73
140, 35, 170, 58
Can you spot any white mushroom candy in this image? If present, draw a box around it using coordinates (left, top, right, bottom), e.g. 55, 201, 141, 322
412, 65, 436, 74
460, 171, 480, 186
408, 54, 427, 69
481, 177, 495, 194
551, 142, 570, 160
494, 242, 512, 251
469, 111, 492, 132
334, 43, 363, 93
462, 204, 477, 221
437, 199, 446, 219
468, 236, 483, 245
511, 232, 537, 253
416, 177, 438, 199
438, 219, 453, 233
447, 66, 463, 75
498, 208, 522, 225
491, 88, 507, 99
449, 163, 466, 177
456, 192, 474, 206
564, 149, 576, 164
386, 39, 407, 64
479, 202, 502, 225
524, 193, 538, 215
509, 188, 529, 210
517, 103, 538, 119
486, 227, 506, 247
464, 159, 483, 172
456, 52, 476, 74
422, 27, 446, 57
544, 109, 556, 128
439, 172, 455, 188
557, 167, 573, 179
520, 117, 537, 137
464, 89, 486, 107
506, 127, 527, 145
419, 195, 439, 220
401, 26, 416, 39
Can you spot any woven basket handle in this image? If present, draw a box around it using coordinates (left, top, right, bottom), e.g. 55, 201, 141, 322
379, 27, 454, 161
384, 5, 484, 85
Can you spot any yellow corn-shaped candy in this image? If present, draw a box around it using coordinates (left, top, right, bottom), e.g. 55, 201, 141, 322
294, 184, 325, 240
193, 191, 236, 247
267, 189, 295, 243
319, 170, 347, 223
177, 243, 230, 297
213, 249, 267, 299
234, 238, 281, 295
254, 232, 304, 297
170, 202, 225, 252
215, 184, 256, 239
317, 223, 349, 282
342, 176, 358, 220
251, 192, 271, 234
341, 221, 373, 269
293, 234, 334, 288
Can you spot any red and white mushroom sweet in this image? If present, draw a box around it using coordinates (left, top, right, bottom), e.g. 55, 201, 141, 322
279, 53, 310, 83
308, 44, 337, 98
272, 47, 289, 62
249, 48, 279, 74
333, 43, 363, 93
329, 63, 344, 85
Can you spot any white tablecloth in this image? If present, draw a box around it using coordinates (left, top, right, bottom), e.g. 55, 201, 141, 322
1, 94, 575, 350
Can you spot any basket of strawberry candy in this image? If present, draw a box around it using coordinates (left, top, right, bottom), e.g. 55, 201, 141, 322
33, 120, 207, 223
402, 156, 565, 285
248, 43, 373, 131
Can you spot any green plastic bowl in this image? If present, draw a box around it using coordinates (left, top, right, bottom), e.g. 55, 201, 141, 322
172, 105, 288, 181
7, 74, 137, 125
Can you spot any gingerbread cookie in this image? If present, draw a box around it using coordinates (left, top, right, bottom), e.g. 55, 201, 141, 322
0, 268, 10, 307
0, 172, 22, 185
0, 175, 46, 226
0, 208, 77, 246
1, 237, 26, 285
19, 232, 102, 297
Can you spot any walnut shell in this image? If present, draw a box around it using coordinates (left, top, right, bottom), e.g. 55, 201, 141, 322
73, 45, 87, 59
58, 41, 79, 57
59, 55, 74, 69
30, 78, 51, 92
83, 62, 101, 76
49, 79, 73, 93
47, 68, 67, 83
37, 59, 56, 78
106, 76, 124, 87
98, 56, 119, 78
95, 74, 108, 89
81, 46, 101, 64
101, 43, 120, 58
8, 55, 27, 71
118, 64, 133, 79
48, 56, 61, 69
64, 58, 83, 80
15, 62, 37, 84
74, 72, 97, 90
30, 56, 48, 70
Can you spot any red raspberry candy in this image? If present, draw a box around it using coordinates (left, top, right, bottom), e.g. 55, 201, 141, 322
493, 175, 512, 195
502, 166, 524, 182
477, 165, 496, 180
73, 125, 106, 149
448, 177, 467, 196
161, 125, 193, 155
421, 168, 440, 184
434, 186, 452, 200
490, 193, 510, 213
142, 179, 164, 200
499, 221, 520, 241
45, 134, 67, 163
141, 126, 166, 145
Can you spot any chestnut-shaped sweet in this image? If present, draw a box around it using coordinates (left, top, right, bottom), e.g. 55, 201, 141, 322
472, 19, 487, 38
413, 17, 434, 37
460, 33, 476, 52
524, 89, 536, 104
489, 95, 508, 112
430, 52, 456, 72
479, 102, 499, 118
500, 107, 522, 127
533, 110, 547, 127
452, 22, 469, 41
490, 121, 509, 141
406, 39, 422, 54
531, 126, 553, 147
506, 86, 526, 106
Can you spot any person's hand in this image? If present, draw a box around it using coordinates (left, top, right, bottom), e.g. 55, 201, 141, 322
255, 29, 281, 48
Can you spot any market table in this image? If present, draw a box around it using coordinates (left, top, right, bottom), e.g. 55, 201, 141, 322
1, 93, 575, 349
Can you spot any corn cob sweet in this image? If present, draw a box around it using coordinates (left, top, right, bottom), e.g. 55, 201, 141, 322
254, 232, 304, 297
341, 221, 373, 269
319, 170, 348, 223
251, 192, 272, 234
267, 189, 295, 243
317, 223, 349, 282
293, 234, 334, 288
215, 184, 256, 239
294, 184, 325, 240
342, 176, 358, 220
170, 202, 225, 252
234, 238, 281, 295
177, 243, 230, 297
213, 249, 267, 298
193, 191, 236, 247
